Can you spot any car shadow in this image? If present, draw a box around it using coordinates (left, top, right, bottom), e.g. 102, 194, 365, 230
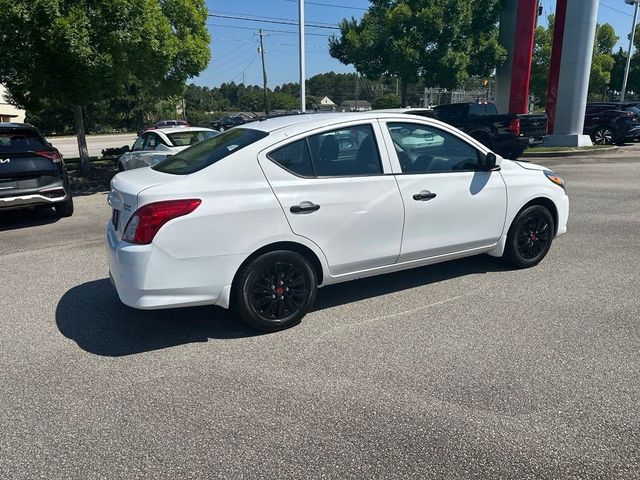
0, 207, 60, 231
56, 255, 509, 357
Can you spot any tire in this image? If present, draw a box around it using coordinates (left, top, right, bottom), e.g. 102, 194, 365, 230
592, 126, 615, 145
54, 196, 74, 218
503, 205, 555, 268
233, 250, 317, 332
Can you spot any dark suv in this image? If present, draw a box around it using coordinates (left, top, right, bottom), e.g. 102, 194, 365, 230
0, 123, 73, 217
584, 103, 640, 144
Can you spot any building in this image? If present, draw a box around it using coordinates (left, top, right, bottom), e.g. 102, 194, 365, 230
340, 100, 371, 112
0, 85, 25, 123
318, 96, 337, 111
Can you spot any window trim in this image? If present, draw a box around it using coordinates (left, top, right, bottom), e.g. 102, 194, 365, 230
266, 122, 387, 179
380, 120, 489, 176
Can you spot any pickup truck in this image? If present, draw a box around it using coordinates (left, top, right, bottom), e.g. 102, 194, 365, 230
416, 103, 548, 159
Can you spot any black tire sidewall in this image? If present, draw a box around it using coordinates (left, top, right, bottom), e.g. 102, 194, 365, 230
505, 205, 555, 268
235, 250, 317, 331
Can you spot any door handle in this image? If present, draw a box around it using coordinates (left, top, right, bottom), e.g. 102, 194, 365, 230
290, 201, 320, 214
413, 190, 437, 201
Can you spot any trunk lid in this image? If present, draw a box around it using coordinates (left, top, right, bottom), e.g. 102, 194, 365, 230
108, 167, 179, 238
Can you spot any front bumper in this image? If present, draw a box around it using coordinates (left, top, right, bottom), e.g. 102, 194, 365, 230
106, 224, 244, 310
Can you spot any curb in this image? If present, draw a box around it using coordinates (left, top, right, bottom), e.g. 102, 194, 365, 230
522, 146, 618, 158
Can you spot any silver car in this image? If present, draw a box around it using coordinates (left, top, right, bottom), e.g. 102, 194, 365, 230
118, 127, 220, 171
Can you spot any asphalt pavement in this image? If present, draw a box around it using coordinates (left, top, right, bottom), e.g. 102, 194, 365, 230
48, 133, 137, 158
1, 148, 639, 479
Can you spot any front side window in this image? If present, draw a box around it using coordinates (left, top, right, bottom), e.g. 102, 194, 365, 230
387, 122, 480, 173
268, 124, 383, 177
131, 136, 145, 151
153, 128, 268, 175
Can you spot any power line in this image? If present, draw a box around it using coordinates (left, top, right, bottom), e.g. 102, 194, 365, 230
208, 13, 338, 30
600, 2, 634, 18
231, 54, 259, 82
211, 10, 336, 28
206, 23, 335, 37
282, 0, 367, 11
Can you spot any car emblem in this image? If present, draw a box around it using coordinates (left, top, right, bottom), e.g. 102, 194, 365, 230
0, 158, 10, 163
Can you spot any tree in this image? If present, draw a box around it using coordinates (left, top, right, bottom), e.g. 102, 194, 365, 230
589, 23, 618, 99
0, 0, 210, 174
329, 0, 505, 105
372, 94, 401, 109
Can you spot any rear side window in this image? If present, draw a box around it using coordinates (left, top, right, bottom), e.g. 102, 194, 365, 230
153, 128, 268, 175
269, 124, 382, 177
0, 129, 48, 153
269, 139, 313, 176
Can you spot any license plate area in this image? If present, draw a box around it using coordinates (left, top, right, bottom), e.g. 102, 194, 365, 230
112, 209, 120, 230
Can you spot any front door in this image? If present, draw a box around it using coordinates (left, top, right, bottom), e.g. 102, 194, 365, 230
382, 121, 507, 262
259, 123, 404, 276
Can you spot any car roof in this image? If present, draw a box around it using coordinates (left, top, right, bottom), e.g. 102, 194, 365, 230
0, 122, 38, 130
152, 127, 216, 135
243, 111, 444, 135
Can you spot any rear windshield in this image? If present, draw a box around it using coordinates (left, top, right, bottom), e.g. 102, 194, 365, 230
167, 130, 218, 147
0, 129, 48, 153
153, 128, 268, 175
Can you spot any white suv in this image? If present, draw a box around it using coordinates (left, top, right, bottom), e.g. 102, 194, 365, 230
107, 112, 568, 331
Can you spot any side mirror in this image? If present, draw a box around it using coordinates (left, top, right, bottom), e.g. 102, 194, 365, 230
483, 152, 498, 170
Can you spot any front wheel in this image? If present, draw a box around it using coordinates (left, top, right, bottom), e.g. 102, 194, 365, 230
503, 205, 555, 268
233, 250, 317, 332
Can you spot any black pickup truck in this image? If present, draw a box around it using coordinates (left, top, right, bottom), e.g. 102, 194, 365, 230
418, 103, 548, 159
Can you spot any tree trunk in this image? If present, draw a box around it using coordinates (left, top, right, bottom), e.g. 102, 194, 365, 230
73, 105, 91, 176
400, 80, 409, 107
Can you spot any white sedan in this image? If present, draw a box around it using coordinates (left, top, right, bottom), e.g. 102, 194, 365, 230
118, 127, 219, 171
107, 112, 569, 331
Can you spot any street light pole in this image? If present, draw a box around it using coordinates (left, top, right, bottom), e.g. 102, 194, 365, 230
621, 0, 640, 102
299, 0, 306, 112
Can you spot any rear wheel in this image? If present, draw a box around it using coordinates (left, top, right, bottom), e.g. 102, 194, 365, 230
592, 127, 615, 145
503, 205, 554, 268
233, 250, 317, 332
54, 196, 74, 218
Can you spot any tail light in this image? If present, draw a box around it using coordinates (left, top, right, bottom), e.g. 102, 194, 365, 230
122, 199, 201, 245
509, 118, 521, 137
35, 150, 62, 163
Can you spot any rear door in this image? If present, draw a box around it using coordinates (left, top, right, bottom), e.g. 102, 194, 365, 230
258, 122, 405, 276
0, 129, 59, 196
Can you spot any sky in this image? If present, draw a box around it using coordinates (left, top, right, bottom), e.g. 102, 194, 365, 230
194, 0, 640, 89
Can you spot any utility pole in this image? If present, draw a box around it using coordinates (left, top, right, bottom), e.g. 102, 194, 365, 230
258, 29, 270, 114
622, 0, 640, 102
298, 0, 306, 112
355, 75, 359, 111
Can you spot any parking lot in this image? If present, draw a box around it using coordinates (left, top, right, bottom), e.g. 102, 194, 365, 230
1, 149, 639, 478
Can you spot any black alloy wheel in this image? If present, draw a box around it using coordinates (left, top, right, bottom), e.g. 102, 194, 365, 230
592, 127, 614, 145
234, 250, 317, 331
504, 205, 555, 268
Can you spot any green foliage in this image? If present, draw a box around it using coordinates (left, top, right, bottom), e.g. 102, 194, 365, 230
530, 15, 554, 104
329, 0, 505, 104
372, 94, 401, 109
0, 0, 211, 110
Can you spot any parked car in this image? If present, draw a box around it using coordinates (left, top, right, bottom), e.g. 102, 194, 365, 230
584, 102, 640, 145
210, 115, 249, 132
107, 112, 569, 332
418, 102, 548, 159
118, 127, 219, 171
0, 122, 73, 217
137, 120, 189, 136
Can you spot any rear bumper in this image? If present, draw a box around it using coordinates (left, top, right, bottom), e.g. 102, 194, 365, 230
0, 180, 69, 210
106, 224, 243, 310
